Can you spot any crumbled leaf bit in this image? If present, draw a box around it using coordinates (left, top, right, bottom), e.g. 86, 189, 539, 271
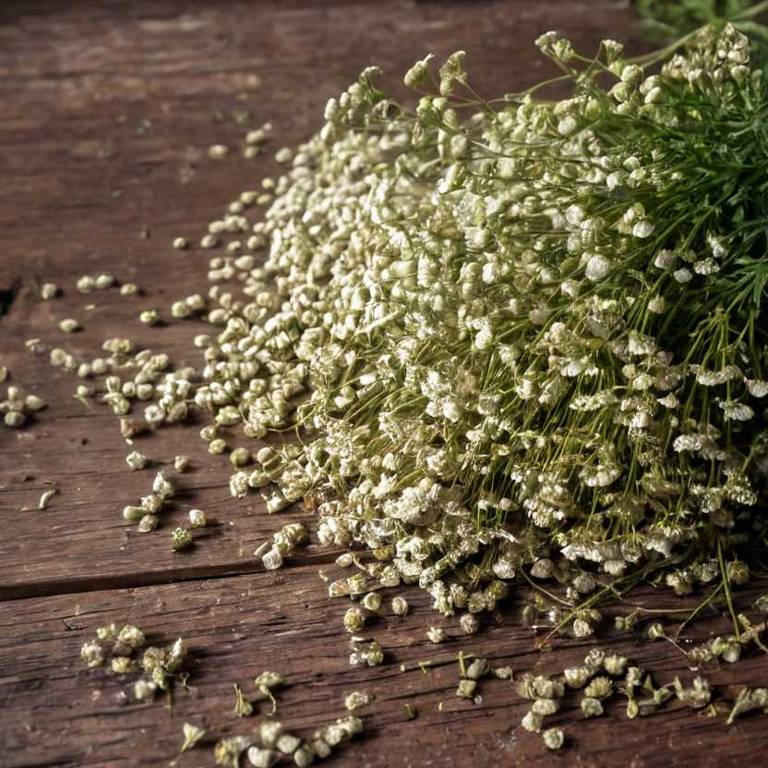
564, 667, 592, 689
459, 613, 479, 635
180, 722, 206, 753
293, 746, 314, 768
25, 338, 46, 355
95, 273, 115, 289
584, 676, 614, 700
309, 715, 363, 758
257, 718, 283, 748
117, 624, 146, 650
426, 626, 446, 644
276, 733, 301, 755
254, 671, 285, 690
3, 411, 25, 428
532, 698, 560, 716
465, 657, 490, 681
603, 653, 628, 677
233, 683, 254, 717
134, 679, 157, 701
0, 384, 45, 429
138, 514, 158, 532
152, 471, 174, 499
456, 679, 477, 700
230, 446, 251, 467
76, 275, 96, 293
80, 640, 105, 668
111, 656, 134, 674
209, 438, 228, 455
361, 592, 382, 612
753, 594, 768, 613
521, 710, 543, 733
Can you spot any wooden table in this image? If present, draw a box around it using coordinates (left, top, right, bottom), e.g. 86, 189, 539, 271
1, 2, 766, 766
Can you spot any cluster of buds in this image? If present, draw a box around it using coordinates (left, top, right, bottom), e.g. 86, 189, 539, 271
80, 623, 188, 702
122, 471, 175, 535
213, 713, 362, 767
0, 384, 46, 428
258, 522, 308, 570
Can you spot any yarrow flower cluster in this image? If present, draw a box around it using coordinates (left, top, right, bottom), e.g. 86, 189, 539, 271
180, 22, 767, 632
43, 23, 767, 641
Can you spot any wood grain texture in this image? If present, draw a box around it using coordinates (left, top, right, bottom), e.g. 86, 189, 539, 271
1, 1, 766, 766
3, 571, 768, 768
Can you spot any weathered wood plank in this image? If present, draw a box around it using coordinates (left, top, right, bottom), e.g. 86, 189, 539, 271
2, 569, 768, 768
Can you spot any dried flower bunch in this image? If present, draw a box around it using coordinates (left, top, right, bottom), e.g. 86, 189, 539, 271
43, 18, 767, 638
49, 6, 768, 757
178, 21, 768, 637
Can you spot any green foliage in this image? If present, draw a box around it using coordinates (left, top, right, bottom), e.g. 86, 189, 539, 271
637, 0, 754, 37
636, 0, 768, 69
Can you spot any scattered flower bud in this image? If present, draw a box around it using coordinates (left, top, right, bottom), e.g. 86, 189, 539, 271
361, 592, 381, 612
58, 318, 80, 333
126, 450, 148, 471
581, 696, 604, 718
188, 508, 207, 528
171, 526, 192, 551
542, 727, 564, 750
391, 596, 409, 616
80, 640, 105, 668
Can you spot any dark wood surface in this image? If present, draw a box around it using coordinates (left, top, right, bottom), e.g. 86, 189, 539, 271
1, 2, 766, 766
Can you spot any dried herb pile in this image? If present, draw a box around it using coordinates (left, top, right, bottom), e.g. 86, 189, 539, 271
197, 21, 768, 631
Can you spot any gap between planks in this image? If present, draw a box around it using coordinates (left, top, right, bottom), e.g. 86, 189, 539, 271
0, 549, 341, 602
